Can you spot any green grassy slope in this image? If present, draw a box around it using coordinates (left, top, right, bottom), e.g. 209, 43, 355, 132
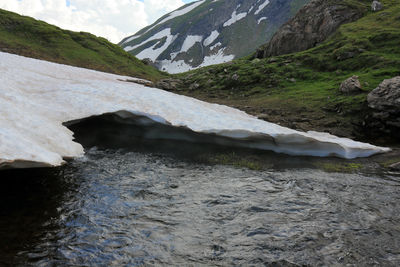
174, 0, 400, 142
0, 9, 166, 81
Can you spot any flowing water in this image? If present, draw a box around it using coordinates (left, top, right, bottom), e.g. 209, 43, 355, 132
1, 117, 400, 266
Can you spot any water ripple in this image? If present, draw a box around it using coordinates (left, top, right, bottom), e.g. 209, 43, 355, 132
1, 149, 399, 266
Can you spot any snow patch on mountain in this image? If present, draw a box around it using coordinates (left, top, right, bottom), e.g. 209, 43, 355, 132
203, 30, 220, 47
200, 48, 234, 67
223, 10, 248, 27
181, 35, 203, 53
255, 0, 270, 15
258, 17, 267, 24
210, 42, 222, 50
134, 29, 178, 61
124, 28, 174, 53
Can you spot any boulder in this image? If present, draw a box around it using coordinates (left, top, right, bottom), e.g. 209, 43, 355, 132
256, 0, 365, 58
371, 1, 383, 12
340, 76, 362, 93
367, 76, 400, 130
155, 78, 182, 91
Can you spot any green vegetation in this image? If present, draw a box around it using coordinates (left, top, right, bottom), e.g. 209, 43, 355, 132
379, 156, 400, 168
315, 162, 363, 173
0, 9, 166, 81
174, 0, 400, 142
206, 152, 264, 170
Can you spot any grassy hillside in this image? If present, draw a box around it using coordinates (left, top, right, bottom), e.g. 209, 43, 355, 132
174, 0, 400, 143
0, 9, 166, 81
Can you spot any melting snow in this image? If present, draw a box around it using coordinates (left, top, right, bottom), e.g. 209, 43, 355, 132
210, 42, 222, 50
0, 52, 390, 169
181, 35, 203, 53
258, 17, 267, 24
255, 0, 270, 15
133, 29, 178, 61
223, 10, 248, 27
203, 30, 220, 47
199, 48, 234, 67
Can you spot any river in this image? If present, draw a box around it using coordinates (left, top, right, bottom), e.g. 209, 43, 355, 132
1, 140, 399, 266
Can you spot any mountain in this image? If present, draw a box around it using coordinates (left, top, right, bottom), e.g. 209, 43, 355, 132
0, 9, 165, 81
119, 0, 309, 73
167, 0, 400, 142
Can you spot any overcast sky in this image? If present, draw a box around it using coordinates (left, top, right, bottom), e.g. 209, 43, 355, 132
0, 0, 196, 43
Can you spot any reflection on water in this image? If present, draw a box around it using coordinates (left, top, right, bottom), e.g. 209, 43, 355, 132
1, 147, 400, 266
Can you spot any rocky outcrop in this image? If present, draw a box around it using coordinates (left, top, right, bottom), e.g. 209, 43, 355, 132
367, 76, 400, 134
155, 78, 183, 91
340, 75, 362, 94
371, 1, 383, 12
256, 0, 366, 58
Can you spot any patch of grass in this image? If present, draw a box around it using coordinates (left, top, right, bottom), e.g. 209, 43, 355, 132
380, 157, 400, 168
0, 9, 166, 81
201, 152, 264, 170
315, 162, 363, 173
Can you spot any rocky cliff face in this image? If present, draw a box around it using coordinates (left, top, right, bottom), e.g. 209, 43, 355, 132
119, 0, 309, 73
256, 0, 367, 58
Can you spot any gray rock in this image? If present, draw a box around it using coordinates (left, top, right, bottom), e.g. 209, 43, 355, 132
189, 82, 200, 91
371, 1, 383, 12
256, 0, 365, 58
155, 78, 182, 91
340, 76, 362, 93
367, 76, 400, 132
120, 79, 154, 87
368, 76, 400, 113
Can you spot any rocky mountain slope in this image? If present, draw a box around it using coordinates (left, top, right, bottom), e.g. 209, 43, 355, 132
119, 0, 309, 73
0, 9, 165, 81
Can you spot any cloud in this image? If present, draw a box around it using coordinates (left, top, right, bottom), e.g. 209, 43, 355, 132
0, 0, 193, 43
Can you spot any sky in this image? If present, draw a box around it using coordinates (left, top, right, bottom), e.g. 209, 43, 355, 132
0, 0, 196, 43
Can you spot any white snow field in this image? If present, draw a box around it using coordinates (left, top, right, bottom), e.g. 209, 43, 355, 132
0, 52, 390, 169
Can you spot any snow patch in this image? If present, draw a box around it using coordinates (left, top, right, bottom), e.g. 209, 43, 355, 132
210, 42, 222, 50
124, 28, 173, 53
255, 0, 270, 15
0, 52, 390, 169
181, 35, 203, 53
203, 30, 219, 47
200, 48, 235, 67
258, 17, 267, 24
159, 59, 194, 74
134, 29, 178, 61
223, 10, 248, 27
